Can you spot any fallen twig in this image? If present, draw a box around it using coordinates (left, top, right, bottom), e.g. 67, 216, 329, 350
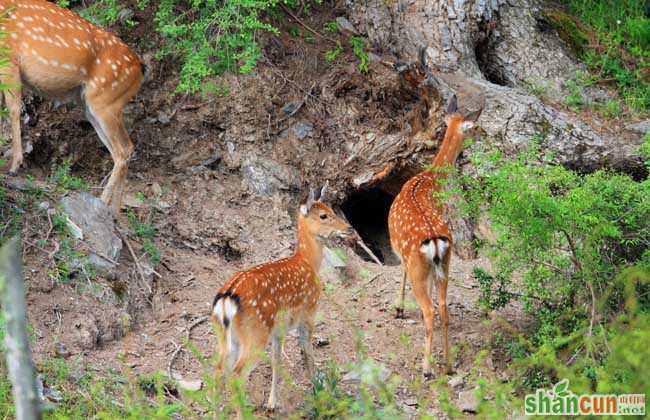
167, 315, 209, 378
280, 4, 337, 45
356, 239, 383, 266
117, 229, 151, 295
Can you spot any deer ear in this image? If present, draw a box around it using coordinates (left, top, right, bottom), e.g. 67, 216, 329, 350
318, 182, 329, 202
465, 107, 483, 123
304, 188, 316, 212
446, 94, 458, 114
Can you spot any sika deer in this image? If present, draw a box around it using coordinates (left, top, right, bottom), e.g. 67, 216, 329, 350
211, 185, 354, 410
0, 0, 145, 211
388, 94, 482, 377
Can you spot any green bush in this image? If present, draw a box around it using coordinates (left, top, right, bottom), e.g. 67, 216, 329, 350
448, 139, 650, 406
154, 0, 282, 93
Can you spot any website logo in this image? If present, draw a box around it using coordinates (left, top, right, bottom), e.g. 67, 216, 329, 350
524, 379, 645, 416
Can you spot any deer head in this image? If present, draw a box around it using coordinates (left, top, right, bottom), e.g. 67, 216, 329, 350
299, 184, 354, 244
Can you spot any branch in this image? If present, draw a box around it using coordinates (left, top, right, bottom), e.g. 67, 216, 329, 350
0, 236, 42, 420
279, 4, 338, 45
167, 316, 209, 378
561, 229, 596, 339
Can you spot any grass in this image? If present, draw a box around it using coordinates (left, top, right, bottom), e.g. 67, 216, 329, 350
561, 0, 649, 114
126, 196, 161, 266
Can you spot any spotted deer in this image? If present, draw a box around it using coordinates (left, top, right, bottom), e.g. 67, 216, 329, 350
211, 185, 354, 410
388, 94, 482, 377
0, 0, 145, 211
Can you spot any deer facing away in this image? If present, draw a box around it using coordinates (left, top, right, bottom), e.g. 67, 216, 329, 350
211, 185, 354, 410
388, 94, 482, 377
0, 0, 145, 211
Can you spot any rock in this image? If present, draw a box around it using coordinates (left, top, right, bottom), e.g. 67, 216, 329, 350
55, 342, 71, 358
117, 8, 134, 23
404, 398, 419, 407
341, 359, 391, 385
37, 375, 64, 406
448, 374, 465, 388
38, 201, 50, 211
314, 336, 330, 347
241, 156, 300, 195
626, 120, 650, 136
60, 192, 122, 270
282, 101, 301, 115
292, 121, 313, 140
150, 182, 163, 196
335, 16, 357, 34
178, 379, 203, 392
74, 316, 100, 350
458, 388, 479, 413
157, 111, 171, 125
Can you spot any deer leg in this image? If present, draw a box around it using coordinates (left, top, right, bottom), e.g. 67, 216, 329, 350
1, 65, 23, 175
297, 317, 315, 377
84, 103, 133, 212
395, 269, 407, 319
409, 258, 435, 378
230, 324, 269, 414
266, 333, 282, 410
437, 255, 451, 373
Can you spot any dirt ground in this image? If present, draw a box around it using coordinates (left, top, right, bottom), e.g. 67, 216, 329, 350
2, 5, 529, 417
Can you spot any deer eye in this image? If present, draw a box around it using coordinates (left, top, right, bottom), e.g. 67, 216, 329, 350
319, 213, 328, 220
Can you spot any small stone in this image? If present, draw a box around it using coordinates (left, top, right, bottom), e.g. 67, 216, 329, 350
341, 359, 391, 385
150, 182, 163, 197
178, 379, 203, 392
292, 121, 313, 140
448, 374, 464, 388
458, 389, 479, 413
404, 398, 418, 407
315, 336, 330, 347
157, 112, 171, 125
55, 342, 71, 358
282, 101, 300, 115
38, 201, 50, 210
117, 8, 134, 23
335, 16, 357, 34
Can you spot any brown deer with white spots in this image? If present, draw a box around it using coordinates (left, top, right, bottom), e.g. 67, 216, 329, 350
388, 94, 482, 377
211, 185, 354, 410
0, 0, 145, 211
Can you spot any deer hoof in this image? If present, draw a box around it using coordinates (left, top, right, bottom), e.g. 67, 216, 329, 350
7, 170, 17, 177
395, 307, 406, 319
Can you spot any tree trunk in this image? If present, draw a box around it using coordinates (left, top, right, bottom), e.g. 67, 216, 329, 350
0, 237, 42, 420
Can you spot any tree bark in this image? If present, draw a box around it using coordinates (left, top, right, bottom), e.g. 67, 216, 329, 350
0, 237, 42, 420
343, 0, 645, 173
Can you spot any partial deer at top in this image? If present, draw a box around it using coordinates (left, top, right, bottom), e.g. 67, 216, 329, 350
0, 0, 145, 211
211, 185, 355, 411
388, 93, 483, 377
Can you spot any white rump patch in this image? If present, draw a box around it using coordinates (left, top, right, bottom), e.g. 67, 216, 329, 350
420, 241, 436, 261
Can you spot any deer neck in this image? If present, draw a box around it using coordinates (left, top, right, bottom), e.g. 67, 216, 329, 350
432, 119, 464, 168
295, 219, 324, 272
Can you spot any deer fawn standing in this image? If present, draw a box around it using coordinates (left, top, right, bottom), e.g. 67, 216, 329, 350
211, 185, 354, 410
0, 0, 145, 211
388, 94, 482, 377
